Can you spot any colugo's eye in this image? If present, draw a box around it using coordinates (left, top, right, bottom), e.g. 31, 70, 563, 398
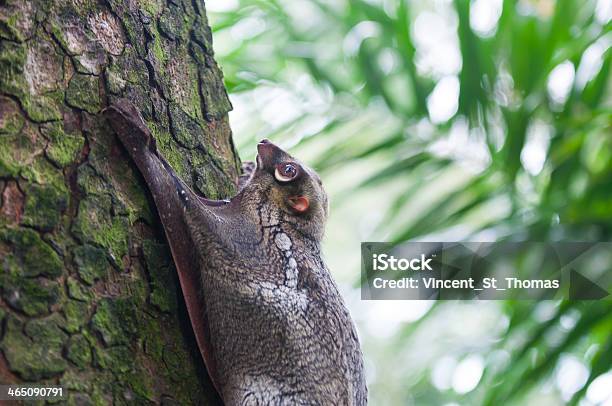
275, 162, 298, 182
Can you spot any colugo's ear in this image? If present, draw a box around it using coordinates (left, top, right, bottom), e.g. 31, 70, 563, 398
288, 196, 309, 213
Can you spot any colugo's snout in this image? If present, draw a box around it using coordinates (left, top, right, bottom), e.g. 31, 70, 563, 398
256, 139, 290, 171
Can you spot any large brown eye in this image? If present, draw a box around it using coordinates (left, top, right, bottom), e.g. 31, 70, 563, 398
275, 162, 298, 182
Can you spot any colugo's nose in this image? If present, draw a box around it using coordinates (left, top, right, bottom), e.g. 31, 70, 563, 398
256, 139, 283, 169
257, 139, 275, 154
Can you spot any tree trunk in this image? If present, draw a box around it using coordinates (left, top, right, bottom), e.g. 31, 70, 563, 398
0, 0, 238, 403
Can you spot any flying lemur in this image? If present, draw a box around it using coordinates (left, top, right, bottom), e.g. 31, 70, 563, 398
104, 100, 367, 405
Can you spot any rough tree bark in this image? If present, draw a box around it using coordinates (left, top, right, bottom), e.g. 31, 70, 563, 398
0, 0, 239, 403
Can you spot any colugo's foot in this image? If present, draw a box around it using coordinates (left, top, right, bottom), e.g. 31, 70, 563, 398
103, 99, 157, 155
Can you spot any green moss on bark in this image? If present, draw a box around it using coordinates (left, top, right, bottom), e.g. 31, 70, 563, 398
105, 66, 127, 94
72, 195, 129, 264
20, 156, 67, 189
1, 314, 67, 379
94, 345, 132, 373
64, 298, 91, 332
22, 183, 69, 231
0, 129, 46, 178
1, 275, 62, 316
73, 244, 109, 285
66, 277, 93, 302
0, 228, 63, 277
66, 74, 101, 114
40, 121, 85, 168
66, 334, 92, 369
143, 240, 177, 313
0, 95, 24, 135
0, 0, 37, 42
0, 38, 63, 122
91, 298, 138, 347
169, 103, 203, 149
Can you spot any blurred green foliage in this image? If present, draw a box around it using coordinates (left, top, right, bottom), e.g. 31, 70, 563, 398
208, 0, 611, 404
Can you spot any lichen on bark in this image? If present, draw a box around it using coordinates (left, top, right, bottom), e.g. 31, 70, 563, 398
0, 0, 237, 403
